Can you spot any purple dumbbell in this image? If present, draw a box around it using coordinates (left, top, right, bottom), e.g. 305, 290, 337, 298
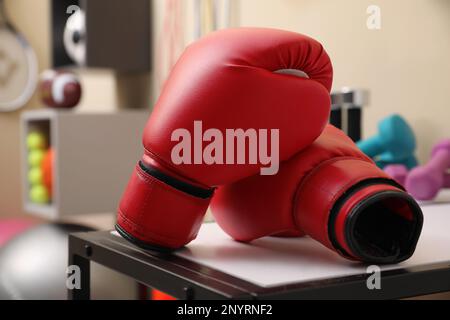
406, 140, 450, 200
384, 164, 409, 186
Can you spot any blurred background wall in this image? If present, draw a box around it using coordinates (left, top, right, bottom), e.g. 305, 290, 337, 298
236, 0, 450, 167
0, 0, 151, 218
1, 0, 449, 218
0, 0, 50, 219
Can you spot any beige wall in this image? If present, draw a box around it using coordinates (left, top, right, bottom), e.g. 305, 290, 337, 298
154, 0, 450, 161
235, 0, 450, 162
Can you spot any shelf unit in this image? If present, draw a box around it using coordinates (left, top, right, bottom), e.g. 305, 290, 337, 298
21, 109, 148, 219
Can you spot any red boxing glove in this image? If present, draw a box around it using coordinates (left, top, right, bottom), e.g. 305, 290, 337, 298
211, 125, 423, 264
117, 28, 333, 251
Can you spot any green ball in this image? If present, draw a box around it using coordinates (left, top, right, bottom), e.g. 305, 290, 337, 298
28, 167, 43, 185
27, 132, 46, 150
28, 150, 45, 167
30, 185, 49, 204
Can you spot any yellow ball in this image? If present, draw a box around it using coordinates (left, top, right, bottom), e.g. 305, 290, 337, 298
30, 185, 50, 204
28, 167, 43, 185
27, 132, 47, 150
28, 150, 45, 167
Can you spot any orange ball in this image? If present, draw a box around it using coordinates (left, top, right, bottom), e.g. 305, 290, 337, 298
41, 148, 54, 197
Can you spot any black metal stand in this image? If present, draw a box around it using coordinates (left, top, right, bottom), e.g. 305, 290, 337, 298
330, 89, 369, 142
347, 107, 362, 142
68, 231, 450, 300
330, 109, 343, 130
330, 106, 362, 142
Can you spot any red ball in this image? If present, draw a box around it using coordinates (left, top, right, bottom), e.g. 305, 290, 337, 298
40, 70, 82, 109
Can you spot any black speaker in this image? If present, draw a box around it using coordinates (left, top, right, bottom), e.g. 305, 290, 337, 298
51, 0, 151, 72
330, 89, 369, 142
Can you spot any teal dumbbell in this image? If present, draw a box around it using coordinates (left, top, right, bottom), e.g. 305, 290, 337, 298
357, 114, 418, 169
376, 153, 418, 169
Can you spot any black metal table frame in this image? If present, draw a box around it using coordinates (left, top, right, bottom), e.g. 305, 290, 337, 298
68, 231, 450, 300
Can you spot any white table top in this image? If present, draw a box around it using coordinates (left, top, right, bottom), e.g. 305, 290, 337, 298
176, 194, 450, 288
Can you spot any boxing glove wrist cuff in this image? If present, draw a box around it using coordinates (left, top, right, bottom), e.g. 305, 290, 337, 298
329, 180, 423, 264
295, 158, 423, 264
138, 161, 214, 199
116, 162, 212, 251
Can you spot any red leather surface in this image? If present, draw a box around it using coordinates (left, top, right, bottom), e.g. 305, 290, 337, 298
295, 158, 392, 251
118, 28, 333, 248
212, 125, 413, 260
212, 126, 366, 240
118, 163, 209, 249
144, 28, 333, 186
